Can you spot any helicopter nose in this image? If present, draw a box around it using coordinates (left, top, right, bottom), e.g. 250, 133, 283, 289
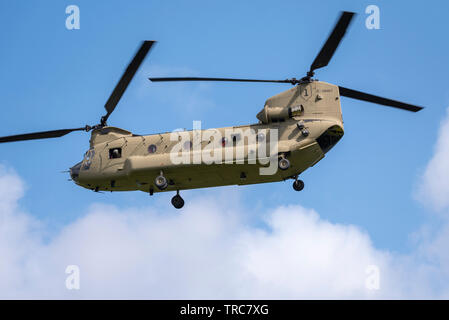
70, 162, 82, 181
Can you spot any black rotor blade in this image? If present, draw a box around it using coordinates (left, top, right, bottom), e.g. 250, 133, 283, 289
310, 11, 355, 73
338, 86, 423, 112
103, 40, 156, 123
150, 77, 294, 84
0, 127, 88, 144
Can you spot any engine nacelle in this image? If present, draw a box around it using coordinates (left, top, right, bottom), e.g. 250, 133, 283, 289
256, 104, 303, 124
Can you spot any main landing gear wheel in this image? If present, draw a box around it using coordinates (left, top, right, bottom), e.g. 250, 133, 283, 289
155, 172, 168, 190
278, 157, 290, 171
171, 192, 184, 209
293, 179, 305, 191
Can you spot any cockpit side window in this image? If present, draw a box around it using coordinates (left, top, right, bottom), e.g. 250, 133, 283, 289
82, 149, 95, 170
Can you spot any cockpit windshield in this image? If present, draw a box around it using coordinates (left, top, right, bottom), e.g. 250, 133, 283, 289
82, 149, 95, 170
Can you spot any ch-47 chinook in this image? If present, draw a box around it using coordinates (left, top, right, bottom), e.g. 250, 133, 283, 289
0, 12, 423, 209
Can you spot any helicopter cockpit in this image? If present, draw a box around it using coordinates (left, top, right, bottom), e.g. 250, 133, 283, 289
70, 148, 95, 182
70, 161, 82, 182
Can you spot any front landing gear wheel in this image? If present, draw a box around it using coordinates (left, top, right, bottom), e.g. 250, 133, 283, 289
293, 179, 304, 191
171, 194, 184, 209
278, 157, 290, 171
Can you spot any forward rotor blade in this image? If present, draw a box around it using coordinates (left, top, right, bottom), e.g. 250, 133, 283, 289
103, 40, 156, 123
149, 77, 295, 84
338, 86, 423, 112
310, 11, 355, 73
0, 127, 88, 144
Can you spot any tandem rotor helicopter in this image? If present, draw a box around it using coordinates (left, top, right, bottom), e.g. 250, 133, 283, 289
0, 12, 423, 209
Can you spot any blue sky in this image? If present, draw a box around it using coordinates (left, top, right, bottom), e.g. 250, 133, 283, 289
0, 0, 448, 258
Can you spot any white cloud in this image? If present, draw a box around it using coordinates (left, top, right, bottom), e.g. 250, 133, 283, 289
418, 108, 449, 211
0, 166, 448, 299
2, 107, 449, 299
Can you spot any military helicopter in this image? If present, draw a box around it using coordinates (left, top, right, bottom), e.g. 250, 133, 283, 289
0, 12, 422, 209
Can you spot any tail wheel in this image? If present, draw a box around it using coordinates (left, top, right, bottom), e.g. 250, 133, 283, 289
171, 194, 185, 209
293, 179, 305, 191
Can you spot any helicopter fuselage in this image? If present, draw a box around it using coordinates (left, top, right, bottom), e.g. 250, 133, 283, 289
70, 81, 345, 194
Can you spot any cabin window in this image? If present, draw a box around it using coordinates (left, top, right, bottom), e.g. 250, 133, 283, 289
221, 137, 228, 147
183, 141, 192, 150
148, 144, 157, 154
231, 133, 241, 143
109, 148, 122, 159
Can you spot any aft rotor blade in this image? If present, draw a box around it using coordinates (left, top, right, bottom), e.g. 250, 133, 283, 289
338, 86, 423, 112
310, 11, 355, 73
103, 40, 156, 123
0, 127, 88, 144
150, 77, 296, 84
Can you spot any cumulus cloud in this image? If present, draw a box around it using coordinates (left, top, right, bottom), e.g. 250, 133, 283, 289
0, 166, 449, 299
419, 108, 449, 211
2, 107, 449, 299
